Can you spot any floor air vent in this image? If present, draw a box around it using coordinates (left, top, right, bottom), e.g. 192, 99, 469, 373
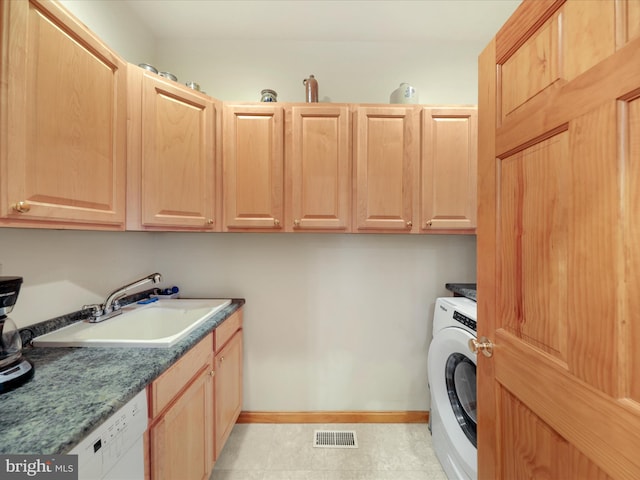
313, 430, 358, 448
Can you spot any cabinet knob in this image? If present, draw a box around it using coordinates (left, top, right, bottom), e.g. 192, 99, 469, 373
209, 370, 215, 377
293, 219, 300, 227
406, 221, 412, 228
219, 356, 225, 364
13, 201, 31, 213
273, 219, 280, 227
206, 218, 214, 225
425, 220, 433, 228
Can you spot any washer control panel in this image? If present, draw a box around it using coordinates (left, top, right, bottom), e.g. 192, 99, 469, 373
453, 311, 477, 332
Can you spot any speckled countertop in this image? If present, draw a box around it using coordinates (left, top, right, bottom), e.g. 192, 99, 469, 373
445, 283, 477, 301
0, 299, 244, 455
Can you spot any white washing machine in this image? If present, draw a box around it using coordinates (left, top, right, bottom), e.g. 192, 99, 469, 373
428, 297, 477, 480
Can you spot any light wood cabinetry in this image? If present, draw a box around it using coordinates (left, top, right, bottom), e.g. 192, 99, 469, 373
0, 0, 126, 229
213, 309, 243, 459
127, 66, 217, 231
353, 106, 420, 232
147, 308, 244, 479
222, 104, 284, 231
421, 107, 477, 232
285, 105, 351, 232
148, 335, 214, 480
150, 361, 214, 480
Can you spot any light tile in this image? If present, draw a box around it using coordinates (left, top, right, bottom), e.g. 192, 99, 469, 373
212, 423, 449, 480
209, 470, 265, 480
262, 471, 325, 480
213, 424, 274, 471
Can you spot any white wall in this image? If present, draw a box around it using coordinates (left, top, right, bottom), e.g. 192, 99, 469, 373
155, 38, 483, 104
2, 1, 480, 412
59, 0, 157, 65
157, 233, 476, 410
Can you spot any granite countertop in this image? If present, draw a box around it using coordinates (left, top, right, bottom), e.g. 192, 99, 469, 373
0, 299, 245, 455
445, 283, 477, 301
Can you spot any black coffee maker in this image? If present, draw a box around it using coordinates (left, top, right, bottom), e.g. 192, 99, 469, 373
0, 277, 34, 393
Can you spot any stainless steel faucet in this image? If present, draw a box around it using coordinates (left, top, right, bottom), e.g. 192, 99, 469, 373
83, 273, 162, 323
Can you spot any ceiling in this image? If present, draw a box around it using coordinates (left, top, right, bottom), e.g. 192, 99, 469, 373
125, 0, 522, 43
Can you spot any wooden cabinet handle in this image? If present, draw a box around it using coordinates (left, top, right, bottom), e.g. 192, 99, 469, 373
273, 219, 280, 227
406, 221, 412, 228
206, 218, 214, 225
293, 219, 300, 227
425, 220, 433, 228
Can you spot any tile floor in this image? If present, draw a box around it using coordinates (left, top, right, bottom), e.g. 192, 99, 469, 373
210, 423, 448, 480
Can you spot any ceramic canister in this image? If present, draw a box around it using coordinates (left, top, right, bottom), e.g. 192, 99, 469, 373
390, 82, 418, 104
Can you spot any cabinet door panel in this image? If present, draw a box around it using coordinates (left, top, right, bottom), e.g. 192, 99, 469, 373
150, 363, 214, 480
140, 73, 215, 229
354, 106, 418, 232
1, 0, 126, 228
223, 105, 283, 230
214, 329, 243, 459
421, 107, 477, 231
287, 105, 350, 231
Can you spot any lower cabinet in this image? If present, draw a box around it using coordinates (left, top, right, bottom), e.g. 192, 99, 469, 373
147, 308, 243, 479
215, 328, 243, 459
149, 361, 214, 480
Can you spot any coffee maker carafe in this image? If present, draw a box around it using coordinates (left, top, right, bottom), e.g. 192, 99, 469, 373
0, 277, 34, 393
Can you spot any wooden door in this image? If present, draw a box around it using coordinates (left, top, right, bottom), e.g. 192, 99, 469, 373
421, 106, 477, 232
354, 106, 419, 232
150, 362, 214, 480
222, 104, 284, 230
129, 68, 215, 230
0, 0, 126, 229
286, 105, 351, 232
214, 329, 243, 459
478, 1, 640, 478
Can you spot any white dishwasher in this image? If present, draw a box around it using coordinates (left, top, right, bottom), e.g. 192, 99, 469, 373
70, 389, 148, 480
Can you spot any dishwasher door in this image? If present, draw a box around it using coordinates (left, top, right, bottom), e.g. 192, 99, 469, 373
70, 389, 148, 480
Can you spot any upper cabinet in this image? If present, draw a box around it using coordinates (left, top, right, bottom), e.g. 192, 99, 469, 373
127, 66, 217, 231
421, 107, 477, 232
222, 104, 284, 231
353, 106, 420, 233
285, 105, 351, 232
0, 0, 127, 229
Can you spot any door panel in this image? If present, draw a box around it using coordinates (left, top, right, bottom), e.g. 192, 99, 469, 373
354, 106, 418, 231
629, 96, 640, 403
499, 132, 569, 362
223, 105, 284, 230
421, 107, 477, 231
287, 105, 350, 231
2, 0, 126, 227
478, 1, 640, 478
141, 73, 215, 228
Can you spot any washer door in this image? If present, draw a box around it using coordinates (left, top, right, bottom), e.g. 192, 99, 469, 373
428, 326, 478, 457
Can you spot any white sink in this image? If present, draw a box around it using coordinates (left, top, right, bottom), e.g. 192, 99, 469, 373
33, 299, 232, 349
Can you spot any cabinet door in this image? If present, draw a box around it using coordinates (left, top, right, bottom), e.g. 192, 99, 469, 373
286, 105, 351, 231
150, 362, 214, 480
421, 107, 477, 231
223, 104, 283, 230
0, 0, 126, 228
214, 329, 243, 459
128, 68, 216, 230
354, 106, 419, 232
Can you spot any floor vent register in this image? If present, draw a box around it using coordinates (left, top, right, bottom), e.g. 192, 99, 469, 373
313, 430, 358, 449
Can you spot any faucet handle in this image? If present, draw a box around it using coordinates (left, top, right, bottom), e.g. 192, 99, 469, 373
82, 304, 104, 316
